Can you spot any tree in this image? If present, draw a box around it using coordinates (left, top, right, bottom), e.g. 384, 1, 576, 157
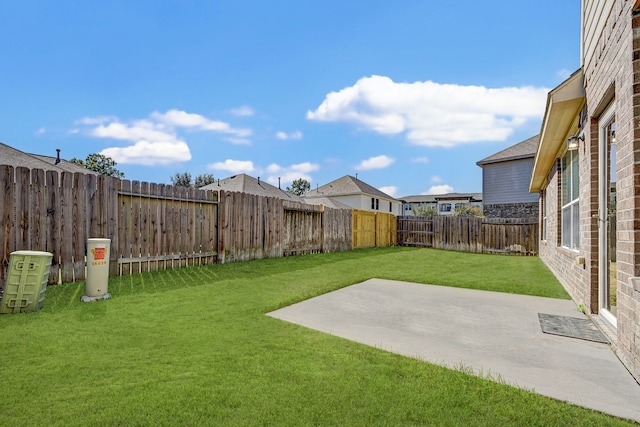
286, 178, 311, 196
170, 172, 193, 187
453, 204, 483, 217
414, 206, 438, 216
194, 173, 215, 188
170, 172, 215, 188
70, 153, 125, 178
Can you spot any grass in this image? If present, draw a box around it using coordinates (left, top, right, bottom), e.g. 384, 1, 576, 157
0, 247, 633, 426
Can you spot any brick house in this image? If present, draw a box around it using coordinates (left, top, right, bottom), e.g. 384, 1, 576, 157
530, 0, 640, 381
477, 135, 539, 219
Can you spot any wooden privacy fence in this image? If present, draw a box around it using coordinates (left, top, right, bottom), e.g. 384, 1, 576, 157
0, 166, 355, 288
352, 209, 397, 248
217, 192, 352, 263
0, 166, 219, 287
397, 216, 538, 255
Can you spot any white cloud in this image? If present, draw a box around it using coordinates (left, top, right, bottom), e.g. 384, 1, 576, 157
355, 155, 395, 170
151, 109, 251, 137
275, 130, 303, 140
229, 105, 255, 116
264, 162, 320, 187
431, 176, 442, 183
307, 75, 548, 147
75, 109, 253, 165
423, 184, 454, 195
379, 186, 398, 197
557, 68, 572, 81
35, 127, 46, 135
102, 140, 191, 166
208, 159, 255, 174
411, 156, 429, 164
223, 137, 252, 145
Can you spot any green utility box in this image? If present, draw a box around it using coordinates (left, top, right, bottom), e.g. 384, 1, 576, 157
0, 250, 53, 314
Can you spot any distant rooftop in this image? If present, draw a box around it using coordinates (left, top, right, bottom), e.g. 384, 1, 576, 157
0, 142, 95, 175
305, 175, 397, 200
200, 173, 302, 201
476, 135, 539, 167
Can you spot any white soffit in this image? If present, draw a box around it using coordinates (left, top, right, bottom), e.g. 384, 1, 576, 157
530, 70, 585, 192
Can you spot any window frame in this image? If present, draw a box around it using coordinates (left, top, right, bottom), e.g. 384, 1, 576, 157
561, 149, 580, 250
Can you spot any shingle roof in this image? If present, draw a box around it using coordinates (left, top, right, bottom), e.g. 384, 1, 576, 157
305, 175, 396, 200
0, 142, 94, 174
476, 134, 539, 166
29, 154, 94, 174
200, 173, 302, 201
302, 197, 351, 209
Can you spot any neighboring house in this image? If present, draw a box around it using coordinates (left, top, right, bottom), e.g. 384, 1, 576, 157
304, 175, 401, 215
530, 0, 640, 382
476, 135, 539, 219
0, 142, 93, 174
401, 193, 482, 216
200, 173, 302, 202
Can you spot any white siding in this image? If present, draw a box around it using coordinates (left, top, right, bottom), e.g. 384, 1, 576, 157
582, 0, 616, 68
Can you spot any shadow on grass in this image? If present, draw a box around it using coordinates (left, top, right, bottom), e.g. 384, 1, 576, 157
42, 247, 419, 312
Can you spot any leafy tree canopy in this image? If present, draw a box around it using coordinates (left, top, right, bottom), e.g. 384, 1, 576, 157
286, 178, 311, 196
453, 205, 483, 217
170, 172, 216, 188
170, 172, 193, 187
70, 153, 125, 178
194, 173, 215, 188
414, 206, 438, 216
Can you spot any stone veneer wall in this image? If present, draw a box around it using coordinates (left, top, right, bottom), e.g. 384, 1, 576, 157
483, 202, 538, 219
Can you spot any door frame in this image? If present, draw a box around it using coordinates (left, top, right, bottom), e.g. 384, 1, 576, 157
598, 104, 617, 329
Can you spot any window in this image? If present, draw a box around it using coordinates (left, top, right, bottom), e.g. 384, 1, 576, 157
439, 203, 452, 213
371, 198, 379, 210
389, 202, 392, 213
561, 150, 579, 249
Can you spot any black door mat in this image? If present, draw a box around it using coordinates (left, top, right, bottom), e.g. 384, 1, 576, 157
538, 313, 610, 344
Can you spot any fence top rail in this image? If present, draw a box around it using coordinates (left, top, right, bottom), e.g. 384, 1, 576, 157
117, 190, 218, 204
398, 215, 538, 225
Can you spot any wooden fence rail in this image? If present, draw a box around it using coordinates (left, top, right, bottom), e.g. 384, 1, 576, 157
0, 167, 355, 289
1, 165, 540, 292
397, 216, 538, 255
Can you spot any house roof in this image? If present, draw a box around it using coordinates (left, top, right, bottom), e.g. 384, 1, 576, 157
200, 173, 302, 201
30, 154, 95, 174
530, 69, 585, 192
476, 135, 539, 166
305, 175, 397, 200
400, 193, 483, 203
0, 142, 94, 174
302, 197, 351, 210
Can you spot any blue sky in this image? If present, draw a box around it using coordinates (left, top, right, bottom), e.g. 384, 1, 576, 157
1, 1, 580, 197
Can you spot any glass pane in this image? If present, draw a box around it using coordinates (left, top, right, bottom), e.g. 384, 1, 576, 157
571, 151, 579, 202
561, 156, 569, 205
562, 207, 570, 247
572, 203, 580, 249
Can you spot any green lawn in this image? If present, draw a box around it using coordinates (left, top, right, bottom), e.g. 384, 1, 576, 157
0, 247, 632, 426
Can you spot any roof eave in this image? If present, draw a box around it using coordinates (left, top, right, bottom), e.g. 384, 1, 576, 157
529, 69, 585, 192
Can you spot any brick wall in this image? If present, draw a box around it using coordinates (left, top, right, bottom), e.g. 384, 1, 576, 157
582, 0, 639, 380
